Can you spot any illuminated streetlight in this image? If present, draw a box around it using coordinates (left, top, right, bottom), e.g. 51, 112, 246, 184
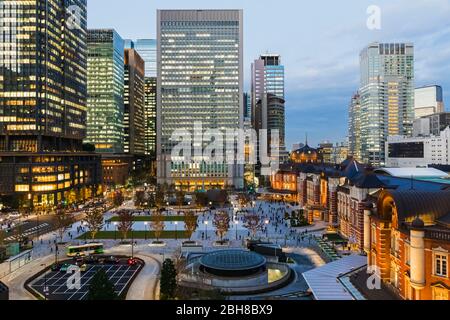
144, 221, 148, 240
174, 221, 178, 240
204, 220, 208, 240
235, 220, 239, 240
265, 219, 270, 239
113, 221, 118, 240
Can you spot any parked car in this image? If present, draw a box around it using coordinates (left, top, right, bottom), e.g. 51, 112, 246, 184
79, 264, 89, 272
60, 263, 72, 272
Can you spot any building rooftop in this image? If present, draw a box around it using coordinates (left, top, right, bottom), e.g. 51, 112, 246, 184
374, 167, 449, 179
199, 250, 266, 272
302, 255, 367, 300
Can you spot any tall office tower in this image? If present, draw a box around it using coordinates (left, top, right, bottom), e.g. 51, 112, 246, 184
251, 54, 285, 125
254, 94, 286, 154
348, 93, 362, 161
144, 78, 157, 156
414, 85, 445, 119
134, 39, 157, 78
157, 10, 244, 191
357, 43, 414, 166
86, 29, 125, 153
243, 92, 252, 120
125, 39, 158, 157
124, 49, 146, 155
0, 0, 102, 208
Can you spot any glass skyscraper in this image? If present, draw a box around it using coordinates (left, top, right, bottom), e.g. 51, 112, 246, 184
86, 29, 125, 154
134, 39, 157, 78
353, 42, 414, 166
124, 49, 146, 156
0, 0, 102, 208
144, 78, 157, 156
251, 54, 285, 121
157, 9, 244, 191
125, 39, 157, 157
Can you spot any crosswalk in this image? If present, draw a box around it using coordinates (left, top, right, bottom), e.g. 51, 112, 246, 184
4, 223, 50, 242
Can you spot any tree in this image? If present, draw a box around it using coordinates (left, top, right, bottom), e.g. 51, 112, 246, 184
243, 213, 263, 239
88, 269, 118, 300
237, 193, 251, 207
213, 211, 230, 241
193, 191, 208, 208
184, 211, 198, 240
135, 190, 146, 208
117, 210, 134, 240
160, 258, 177, 300
151, 209, 165, 241
176, 189, 185, 207
84, 208, 104, 240
112, 190, 124, 207
54, 210, 75, 242
155, 184, 166, 208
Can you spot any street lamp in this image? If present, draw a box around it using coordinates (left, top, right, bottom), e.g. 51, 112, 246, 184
113, 222, 117, 240
174, 221, 178, 240
235, 220, 239, 240
204, 221, 208, 240
265, 219, 269, 240
144, 222, 148, 240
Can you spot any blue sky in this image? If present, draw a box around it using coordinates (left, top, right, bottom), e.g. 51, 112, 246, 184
88, 0, 450, 148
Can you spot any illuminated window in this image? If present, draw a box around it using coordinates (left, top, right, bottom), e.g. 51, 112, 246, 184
15, 185, 30, 192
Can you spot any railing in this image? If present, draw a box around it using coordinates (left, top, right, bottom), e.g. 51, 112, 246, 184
425, 228, 450, 241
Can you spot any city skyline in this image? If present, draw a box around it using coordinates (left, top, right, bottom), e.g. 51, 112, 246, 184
88, 0, 450, 148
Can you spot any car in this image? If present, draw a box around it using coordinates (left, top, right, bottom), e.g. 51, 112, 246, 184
51, 263, 62, 271
79, 264, 89, 272
105, 256, 120, 264
60, 263, 72, 272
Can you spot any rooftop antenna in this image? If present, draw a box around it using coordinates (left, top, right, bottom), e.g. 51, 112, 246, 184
305, 132, 308, 146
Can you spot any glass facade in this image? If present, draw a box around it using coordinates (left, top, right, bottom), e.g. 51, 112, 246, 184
157, 10, 243, 191
134, 39, 157, 78
144, 77, 157, 156
0, 0, 88, 152
124, 49, 146, 155
0, 0, 102, 208
86, 29, 125, 153
356, 43, 414, 166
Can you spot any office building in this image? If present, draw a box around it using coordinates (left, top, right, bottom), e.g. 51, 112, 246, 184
348, 93, 362, 161
414, 85, 444, 119
157, 10, 244, 191
134, 39, 157, 78
386, 127, 450, 167
86, 29, 125, 154
251, 54, 285, 125
318, 141, 334, 164
353, 43, 414, 166
144, 78, 157, 157
0, 0, 102, 209
124, 49, 146, 155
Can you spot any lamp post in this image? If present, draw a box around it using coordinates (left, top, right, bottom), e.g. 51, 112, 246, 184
235, 220, 239, 240
144, 222, 148, 240
174, 221, 178, 240
265, 219, 269, 241
204, 221, 208, 240
113, 222, 117, 240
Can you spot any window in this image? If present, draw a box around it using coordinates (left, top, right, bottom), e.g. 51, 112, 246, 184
435, 254, 448, 277
432, 287, 449, 300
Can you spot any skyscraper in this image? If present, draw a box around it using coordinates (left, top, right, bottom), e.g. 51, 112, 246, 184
124, 49, 146, 156
86, 29, 125, 154
251, 54, 285, 123
348, 93, 361, 161
414, 85, 445, 119
125, 39, 158, 157
144, 78, 157, 156
157, 9, 244, 191
134, 39, 157, 78
0, 0, 102, 208
355, 42, 414, 166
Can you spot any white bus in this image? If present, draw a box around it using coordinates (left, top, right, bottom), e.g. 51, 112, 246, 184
66, 243, 104, 257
